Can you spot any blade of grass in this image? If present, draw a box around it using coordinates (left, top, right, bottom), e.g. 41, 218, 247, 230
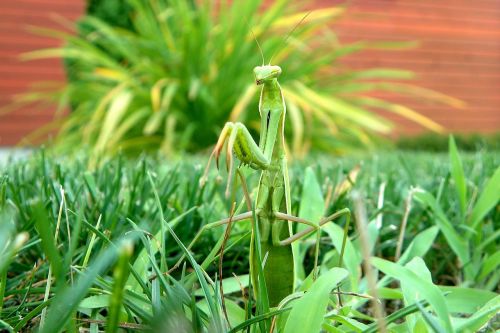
0, 319, 14, 332
227, 308, 290, 333
454, 295, 500, 332
39, 238, 134, 333
32, 201, 63, 281
371, 257, 453, 332
147, 171, 224, 332
416, 301, 447, 333
413, 189, 469, 265
82, 214, 102, 267
449, 136, 467, 216
13, 299, 52, 331
362, 299, 430, 333
105, 241, 133, 333
439, 286, 497, 314
468, 166, 500, 230
283, 267, 348, 333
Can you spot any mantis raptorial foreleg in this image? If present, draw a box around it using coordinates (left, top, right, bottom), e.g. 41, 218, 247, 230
200, 122, 273, 196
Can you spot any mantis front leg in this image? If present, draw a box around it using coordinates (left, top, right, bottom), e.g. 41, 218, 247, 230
200, 122, 272, 196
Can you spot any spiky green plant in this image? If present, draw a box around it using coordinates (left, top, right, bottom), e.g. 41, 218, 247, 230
21, 0, 463, 159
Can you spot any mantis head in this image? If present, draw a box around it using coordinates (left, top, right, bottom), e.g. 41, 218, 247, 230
254, 65, 282, 85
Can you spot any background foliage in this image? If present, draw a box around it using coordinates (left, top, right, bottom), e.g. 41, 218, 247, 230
23, 0, 463, 159
396, 132, 500, 152
63, 0, 134, 88
85, 0, 134, 31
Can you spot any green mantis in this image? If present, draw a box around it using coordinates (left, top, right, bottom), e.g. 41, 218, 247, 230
165, 22, 351, 305
179, 62, 351, 307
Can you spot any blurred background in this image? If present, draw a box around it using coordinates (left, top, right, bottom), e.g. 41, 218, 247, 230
0, 0, 499, 154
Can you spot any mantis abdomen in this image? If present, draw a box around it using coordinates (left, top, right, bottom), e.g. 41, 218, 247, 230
260, 224, 294, 306
254, 167, 294, 306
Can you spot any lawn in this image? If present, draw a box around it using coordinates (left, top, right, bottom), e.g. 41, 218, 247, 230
0, 144, 498, 332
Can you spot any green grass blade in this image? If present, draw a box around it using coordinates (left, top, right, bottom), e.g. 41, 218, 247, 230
362, 299, 430, 333
454, 295, 500, 332
0, 208, 28, 285
125, 206, 197, 293
298, 167, 325, 230
105, 241, 133, 333
416, 300, 447, 333
296, 167, 325, 280
439, 286, 497, 314
33, 201, 63, 280
468, 166, 500, 229
398, 226, 439, 265
449, 136, 467, 216
147, 172, 224, 332
227, 308, 290, 333
323, 223, 360, 290
13, 299, 52, 331
284, 267, 348, 333
39, 239, 132, 333
371, 257, 453, 332
0, 319, 14, 332
477, 251, 500, 282
413, 190, 468, 265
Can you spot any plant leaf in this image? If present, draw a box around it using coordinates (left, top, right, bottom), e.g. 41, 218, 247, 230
413, 189, 469, 265
454, 295, 500, 332
439, 286, 497, 314
39, 240, 132, 333
371, 257, 453, 332
398, 226, 439, 265
284, 267, 348, 333
468, 166, 500, 229
477, 251, 500, 282
449, 136, 467, 216
298, 167, 325, 230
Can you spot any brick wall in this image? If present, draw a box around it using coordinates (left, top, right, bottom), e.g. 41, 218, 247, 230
0, 0, 498, 145
0, 0, 84, 145
323, 0, 500, 134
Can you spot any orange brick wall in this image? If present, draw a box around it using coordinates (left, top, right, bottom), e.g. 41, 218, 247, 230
0, 0, 84, 145
0, 0, 498, 145
324, 0, 500, 135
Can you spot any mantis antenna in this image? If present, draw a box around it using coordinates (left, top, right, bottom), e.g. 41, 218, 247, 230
250, 28, 265, 66
268, 11, 311, 65
243, 15, 265, 65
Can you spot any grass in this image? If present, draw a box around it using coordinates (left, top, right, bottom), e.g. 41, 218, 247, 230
0, 145, 498, 332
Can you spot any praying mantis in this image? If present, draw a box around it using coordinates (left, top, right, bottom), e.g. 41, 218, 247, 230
167, 62, 351, 307
166, 18, 351, 306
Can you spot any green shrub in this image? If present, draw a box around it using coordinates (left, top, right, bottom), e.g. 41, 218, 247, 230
85, 0, 134, 31
22, 0, 463, 159
65, 0, 134, 102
